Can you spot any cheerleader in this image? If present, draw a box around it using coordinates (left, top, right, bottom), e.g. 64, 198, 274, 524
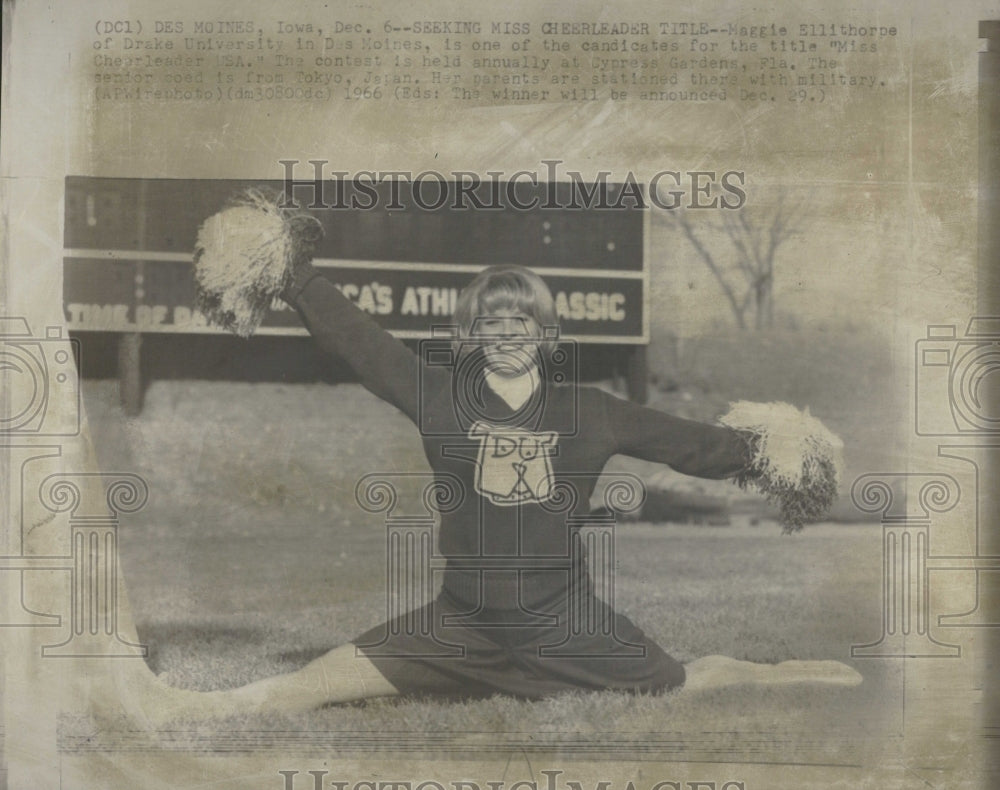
156, 196, 860, 719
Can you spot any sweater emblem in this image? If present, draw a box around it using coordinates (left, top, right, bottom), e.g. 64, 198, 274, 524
468, 421, 558, 506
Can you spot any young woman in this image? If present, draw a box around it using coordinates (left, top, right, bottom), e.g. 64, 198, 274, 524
172, 261, 858, 717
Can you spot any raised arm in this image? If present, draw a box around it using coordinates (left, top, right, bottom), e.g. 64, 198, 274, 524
284, 263, 425, 422
598, 389, 751, 479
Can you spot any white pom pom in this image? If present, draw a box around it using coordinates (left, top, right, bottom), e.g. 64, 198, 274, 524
720, 400, 845, 488
193, 190, 310, 338
719, 401, 845, 532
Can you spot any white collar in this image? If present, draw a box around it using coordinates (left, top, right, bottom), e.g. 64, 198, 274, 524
484, 367, 540, 411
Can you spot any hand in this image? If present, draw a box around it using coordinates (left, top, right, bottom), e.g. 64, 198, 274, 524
281, 258, 321, 306
281, 213, 324, 305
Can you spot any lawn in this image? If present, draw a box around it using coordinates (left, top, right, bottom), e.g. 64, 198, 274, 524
71, 378, 900, 768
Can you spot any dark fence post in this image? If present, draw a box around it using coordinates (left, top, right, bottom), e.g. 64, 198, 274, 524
626, 344, 648, 404
118, 332, 143, 416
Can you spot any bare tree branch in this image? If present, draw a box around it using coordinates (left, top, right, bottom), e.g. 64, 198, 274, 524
659, 188, 810, 330
662, 211, 747, 329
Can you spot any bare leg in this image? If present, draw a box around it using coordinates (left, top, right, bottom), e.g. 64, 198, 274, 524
112, 668, 241, 727
113, 644, 398, 727
225, 643, 399, 714
682, 655, 863, 693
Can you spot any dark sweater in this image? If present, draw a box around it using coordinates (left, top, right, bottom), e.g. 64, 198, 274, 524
290, 271, 750, 611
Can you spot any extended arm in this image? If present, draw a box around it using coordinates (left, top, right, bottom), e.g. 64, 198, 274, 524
600, 390, 751, 479
284, 263, 424, 422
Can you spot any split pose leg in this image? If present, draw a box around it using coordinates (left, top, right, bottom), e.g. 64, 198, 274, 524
130, 649, 860, 721
682, 655, 863, 692
224, 644, 399, 714
114, 645, 397, 727
220, 651, 862, 715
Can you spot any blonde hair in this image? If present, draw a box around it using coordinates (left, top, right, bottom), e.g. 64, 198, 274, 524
453, 265, 560, 359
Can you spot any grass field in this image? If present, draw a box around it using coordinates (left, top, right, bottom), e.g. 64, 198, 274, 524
73, 377, 903, 768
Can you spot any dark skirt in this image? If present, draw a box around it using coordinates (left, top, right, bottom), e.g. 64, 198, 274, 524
352, 587, 685, 700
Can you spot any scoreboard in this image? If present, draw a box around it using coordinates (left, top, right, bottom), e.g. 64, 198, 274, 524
63, 177, 649, 344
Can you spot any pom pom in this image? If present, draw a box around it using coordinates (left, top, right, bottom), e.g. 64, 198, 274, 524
193, 189, 321, 338
719, 401, 845, 533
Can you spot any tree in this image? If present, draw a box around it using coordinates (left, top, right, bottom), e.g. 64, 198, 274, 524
660, 190, 807, 330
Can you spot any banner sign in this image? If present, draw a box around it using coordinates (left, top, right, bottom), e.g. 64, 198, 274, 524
63, 177, 648, 343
